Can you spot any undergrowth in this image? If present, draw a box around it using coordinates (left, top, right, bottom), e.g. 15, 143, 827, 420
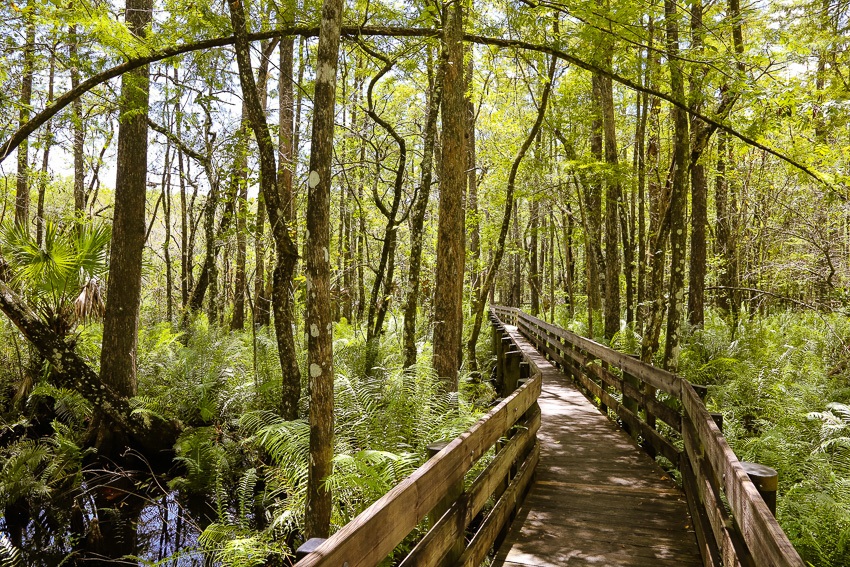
677, 309, 850, 566
0, 313, 494, 566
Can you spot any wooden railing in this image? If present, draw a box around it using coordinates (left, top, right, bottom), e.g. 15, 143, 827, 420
293, 323, 541, 567
491, 305, 804, 567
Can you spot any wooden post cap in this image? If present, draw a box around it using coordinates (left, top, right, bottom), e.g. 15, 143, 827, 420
741, 461, 779, 492
427, 441, 450, 457
690, 383, 708, 400
295, 538, 327, 560
710, 413, 724, 432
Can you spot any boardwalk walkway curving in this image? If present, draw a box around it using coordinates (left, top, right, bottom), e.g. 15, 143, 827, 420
492, 325, 702, 567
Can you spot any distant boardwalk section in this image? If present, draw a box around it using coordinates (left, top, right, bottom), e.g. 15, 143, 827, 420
492, 322, 701, 567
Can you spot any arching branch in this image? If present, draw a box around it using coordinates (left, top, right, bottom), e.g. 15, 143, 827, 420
0, 25, 834, 192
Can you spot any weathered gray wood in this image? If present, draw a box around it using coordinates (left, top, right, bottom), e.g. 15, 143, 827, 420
426, 441, 464, 566
681, 384, 803, 567
400, 408, 541, 567
680, 456, 722, 567
741, 461, 778, 517
491, 322, 702, 567
517, 312, 681, 396
294, 374, 541, 567
460, 443, 540, 567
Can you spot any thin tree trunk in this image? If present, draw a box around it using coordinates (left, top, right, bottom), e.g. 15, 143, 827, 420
563, 206, 575, 318
363, 47, 408, 343
588, 76, 605, 334
601, 73, 621, 340
301, 0, 344, 539
715, 131, 732, 313
97, 0, 152, 451
227, 0, 301, 437
163, 139, 174, 323
529, 195, 540, 316
70, 23, 85, 215
231, 152, 248, 330
466, 55, 557, 366
404, 54, 444, 369
37, 51, 56, 247
640, 50, 667, 362
511, 202, 521, 306
16, 1, 35, 228
549, 206, 555, 321
467, 45, 481, 321
662, 0, 690, 371
687, 0, 708, 328
635, 89, 649, 335
433, 0, 467, 387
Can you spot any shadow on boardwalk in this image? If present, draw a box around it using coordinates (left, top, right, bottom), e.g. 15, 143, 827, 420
493, 325, 702, 567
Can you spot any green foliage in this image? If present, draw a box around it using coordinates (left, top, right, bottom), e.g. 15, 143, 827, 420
677, 309, 850, 566
184, 319, 489, 566
0, 426, 87, 511
0, 220, 109, 335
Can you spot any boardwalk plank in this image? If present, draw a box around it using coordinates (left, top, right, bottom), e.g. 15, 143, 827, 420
492, 325, 702, 567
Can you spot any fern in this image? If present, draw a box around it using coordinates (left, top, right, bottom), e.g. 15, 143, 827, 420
0, 535, 20, 567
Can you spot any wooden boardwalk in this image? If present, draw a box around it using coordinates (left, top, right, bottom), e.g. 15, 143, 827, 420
493, 325, 702, 567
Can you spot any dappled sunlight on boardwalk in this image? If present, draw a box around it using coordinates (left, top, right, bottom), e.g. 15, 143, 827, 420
492, 326, 702, 567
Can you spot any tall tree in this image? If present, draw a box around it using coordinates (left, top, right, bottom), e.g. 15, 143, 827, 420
302, 0, 345, 538
432, 0, 467, 388
70, 21, 86, 215
15, 0, 36, 228
686, 0, 708, 327
662, 0, 690, 370
403, 48, 443, 370
96, 0, 153, 449
467, 54, 557, 366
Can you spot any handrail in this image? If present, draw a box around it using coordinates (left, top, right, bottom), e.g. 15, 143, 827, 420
293, 322, 541, 567
490, 305, 804, 567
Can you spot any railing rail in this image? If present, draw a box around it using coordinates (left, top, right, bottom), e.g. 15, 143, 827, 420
294, 323, 540, 567
491, 305, 804, 567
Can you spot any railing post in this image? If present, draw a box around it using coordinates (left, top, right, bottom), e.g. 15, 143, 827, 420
622, 355, 640, 439
504, 350, 522, 396
427, 441, 465, 565
295, 538, 327, 561
741, 461, 779, 517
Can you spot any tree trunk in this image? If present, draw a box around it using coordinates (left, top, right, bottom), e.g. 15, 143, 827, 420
301, 0, 344, 539
466, 55, 557, 366
97, 0, 152, 451
640, 77, 667, 360
467, 45, 481, 322
588, 76, 605, 335
433, 0, 467, 388
687, 0, 708, 328
404, 55, 444, 369
662, 0, 690, 371
601, 74, 621, 340
36, 51, 55, 247
363, 47, 408, 343
16, 1, 35, 229
0, 277, 178, 454
231, 151, 248, 330
70, 23, 85, 215
529, 195, 540, 316
163, 139, 174, 323
228, 2, 301, 435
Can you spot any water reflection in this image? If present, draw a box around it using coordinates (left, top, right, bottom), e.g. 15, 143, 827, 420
1, 466, 214, 566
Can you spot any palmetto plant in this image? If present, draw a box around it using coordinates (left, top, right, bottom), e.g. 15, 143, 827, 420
1, 221, 110, 337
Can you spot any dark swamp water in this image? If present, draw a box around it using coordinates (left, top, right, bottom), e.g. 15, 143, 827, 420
0, 465, 214, 566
